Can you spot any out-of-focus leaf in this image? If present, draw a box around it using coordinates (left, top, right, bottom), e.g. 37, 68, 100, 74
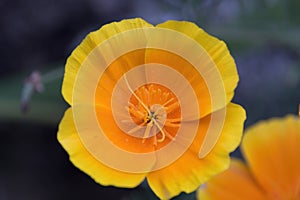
0, 68, 67, 125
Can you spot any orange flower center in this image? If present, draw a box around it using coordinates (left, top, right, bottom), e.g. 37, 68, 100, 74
124, 80, 181, 146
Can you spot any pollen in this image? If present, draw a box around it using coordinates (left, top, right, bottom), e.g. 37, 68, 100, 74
123, 75, 181, 146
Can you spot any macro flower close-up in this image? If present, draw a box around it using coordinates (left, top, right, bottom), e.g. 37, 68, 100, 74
198, 115, 300, 200
57, 18, 246, 199
2, 1, 300, 200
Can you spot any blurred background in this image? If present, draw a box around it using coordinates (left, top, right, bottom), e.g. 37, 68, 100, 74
0, 0, 299, 199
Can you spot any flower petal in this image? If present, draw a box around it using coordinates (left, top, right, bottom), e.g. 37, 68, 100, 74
57, 108, 146, 187
144, 48, 211, 119
197, 159, 267, 200
146, 103, 246, 199
242, 115, 300, 199
156, 21, 238, 115
62, 18, 153, 105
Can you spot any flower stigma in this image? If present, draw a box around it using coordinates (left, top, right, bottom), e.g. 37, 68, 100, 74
123, 75, 181, 145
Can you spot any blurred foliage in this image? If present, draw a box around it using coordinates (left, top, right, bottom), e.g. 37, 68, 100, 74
0, 66, 67, 125
160, 0, 300, 50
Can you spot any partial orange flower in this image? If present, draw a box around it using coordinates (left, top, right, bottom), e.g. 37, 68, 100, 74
57, 18, 246, 199
198, 115, 300, 200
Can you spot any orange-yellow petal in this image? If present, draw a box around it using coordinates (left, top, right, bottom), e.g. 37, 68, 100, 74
242, 115, 300, 199
57, 108, 146, 187
146, 103, 246, 200
156, 21, 238, 116
197, 159, 267, 200
144, 48, 212, 119
59, 18, 245, 199
62, 18, 153, 105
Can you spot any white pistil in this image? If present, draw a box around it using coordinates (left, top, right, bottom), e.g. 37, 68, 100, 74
153, 106, 165, 116
162, 97, 174, 107
164, 129, 176, 141
162, 92, 169, 102
152, 119, 166, 142
125, 106, 144, 119
124, 74, 151, 114
142, 120, 153, 143
123, 81, 180, 145
127, 121, 147, 134
166, 102, 180, 114
153, 133, 157, 146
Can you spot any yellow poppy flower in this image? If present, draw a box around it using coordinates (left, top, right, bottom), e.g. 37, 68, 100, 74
58, 18, 246, 199
198, 115, 300, 200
